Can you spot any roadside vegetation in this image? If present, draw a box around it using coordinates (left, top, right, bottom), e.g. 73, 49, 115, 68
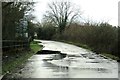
36, 22, 119, 60
2, 2, 44, 75
57, 23, 119, 60
34, 1, 119, 60
2, 1, 119, 77
2, 41, 43, 75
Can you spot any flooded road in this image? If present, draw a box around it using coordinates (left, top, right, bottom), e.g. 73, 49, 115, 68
2, 40, 118, 79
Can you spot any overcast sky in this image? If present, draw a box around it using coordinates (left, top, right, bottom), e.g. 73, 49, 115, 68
32, 0, 120, 26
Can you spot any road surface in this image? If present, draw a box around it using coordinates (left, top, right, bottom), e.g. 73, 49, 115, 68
2, 40, 118, 79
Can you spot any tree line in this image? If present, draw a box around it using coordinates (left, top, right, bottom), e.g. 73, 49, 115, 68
2, 1, 119, 59
2, 2, 35, 40
35, 21, 119, 58
2, 2, 35, 51
34, 1, 119, 59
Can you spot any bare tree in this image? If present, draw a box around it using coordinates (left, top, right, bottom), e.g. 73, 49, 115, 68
44, 1, 82, 34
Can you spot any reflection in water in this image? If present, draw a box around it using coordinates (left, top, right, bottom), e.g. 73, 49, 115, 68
5, 53, 117, 78
2, 40, 118, 79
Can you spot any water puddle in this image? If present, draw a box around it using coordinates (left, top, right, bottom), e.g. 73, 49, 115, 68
2, 40, 118, 79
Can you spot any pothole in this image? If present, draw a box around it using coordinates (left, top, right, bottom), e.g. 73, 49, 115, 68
36, 50, 67, 61
36, 50, 61, 54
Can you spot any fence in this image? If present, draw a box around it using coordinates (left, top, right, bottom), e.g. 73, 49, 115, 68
2, 37, 31, 51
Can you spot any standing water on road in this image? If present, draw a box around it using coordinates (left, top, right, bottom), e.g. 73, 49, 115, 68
2, 40, 118, 79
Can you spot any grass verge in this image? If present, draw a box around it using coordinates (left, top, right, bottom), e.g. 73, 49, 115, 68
2, 41, 43, 75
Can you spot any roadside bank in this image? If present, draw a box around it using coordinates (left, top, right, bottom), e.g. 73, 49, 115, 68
2, 41, 43, 76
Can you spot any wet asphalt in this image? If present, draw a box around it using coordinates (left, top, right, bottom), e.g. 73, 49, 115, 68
2, 40, 119, 79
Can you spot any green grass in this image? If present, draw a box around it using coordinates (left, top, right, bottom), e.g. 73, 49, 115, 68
30, 41, 43, 52
2, 41, 43, 75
